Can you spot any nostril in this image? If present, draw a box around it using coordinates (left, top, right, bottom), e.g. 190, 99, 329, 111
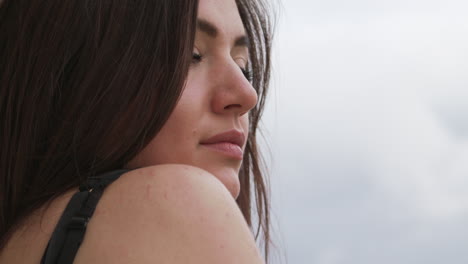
224, 104, 242, 110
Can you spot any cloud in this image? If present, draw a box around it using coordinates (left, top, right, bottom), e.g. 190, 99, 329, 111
262, 1, 468, 263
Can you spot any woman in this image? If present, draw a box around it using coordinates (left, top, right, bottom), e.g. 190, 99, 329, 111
0, 0, 275, 263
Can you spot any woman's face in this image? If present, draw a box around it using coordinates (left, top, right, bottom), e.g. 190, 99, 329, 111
125, 0, 257, 199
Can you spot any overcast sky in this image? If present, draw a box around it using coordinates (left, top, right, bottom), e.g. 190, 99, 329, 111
261, 0, 468, 263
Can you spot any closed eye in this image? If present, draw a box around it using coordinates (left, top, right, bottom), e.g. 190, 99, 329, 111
192, 53, 253, 83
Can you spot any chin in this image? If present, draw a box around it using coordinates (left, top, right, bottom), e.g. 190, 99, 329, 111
204, 166, 241, 199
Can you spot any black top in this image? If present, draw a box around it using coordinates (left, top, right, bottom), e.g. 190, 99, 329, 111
40, 169, 132, 264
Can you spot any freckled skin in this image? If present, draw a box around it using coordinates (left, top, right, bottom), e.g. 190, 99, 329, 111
125, 0, 258, 199
145, 184, 152, 200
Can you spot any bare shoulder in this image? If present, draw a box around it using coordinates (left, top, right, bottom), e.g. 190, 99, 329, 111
74, 164, 264, 264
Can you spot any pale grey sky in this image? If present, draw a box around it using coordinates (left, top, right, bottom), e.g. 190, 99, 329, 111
262, 0, 468, 263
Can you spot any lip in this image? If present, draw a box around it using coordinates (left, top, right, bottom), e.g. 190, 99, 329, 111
200, 130, 246, 160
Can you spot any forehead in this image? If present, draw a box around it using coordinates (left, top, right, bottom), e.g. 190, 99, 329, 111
197, 0, 246, 38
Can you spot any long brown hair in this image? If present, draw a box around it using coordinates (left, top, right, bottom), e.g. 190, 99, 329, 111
0, 0, 276, 262
236, 0, 277, 262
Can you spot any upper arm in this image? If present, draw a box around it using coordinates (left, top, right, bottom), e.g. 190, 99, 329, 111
73, 164, 265, 264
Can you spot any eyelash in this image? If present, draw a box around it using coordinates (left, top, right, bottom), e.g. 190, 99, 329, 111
192, 53, 253, 82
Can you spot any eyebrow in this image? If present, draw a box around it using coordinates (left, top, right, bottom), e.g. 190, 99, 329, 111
196, 18, 249, 48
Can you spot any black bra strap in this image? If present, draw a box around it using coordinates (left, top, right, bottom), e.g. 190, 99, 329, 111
41, 169, 131, 264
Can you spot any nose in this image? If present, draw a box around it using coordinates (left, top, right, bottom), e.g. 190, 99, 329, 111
210, 61, 258, 116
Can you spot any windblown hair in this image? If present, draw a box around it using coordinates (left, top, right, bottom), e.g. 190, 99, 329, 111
0, 0, 275, 262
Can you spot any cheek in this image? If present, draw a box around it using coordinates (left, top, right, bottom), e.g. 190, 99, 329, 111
127, 118, 198, 167
183, 77, 206, 103
241, 115, 250, 132
164, 77, 206, 132
156, 104, 199, 146
126, 98, 203, 168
